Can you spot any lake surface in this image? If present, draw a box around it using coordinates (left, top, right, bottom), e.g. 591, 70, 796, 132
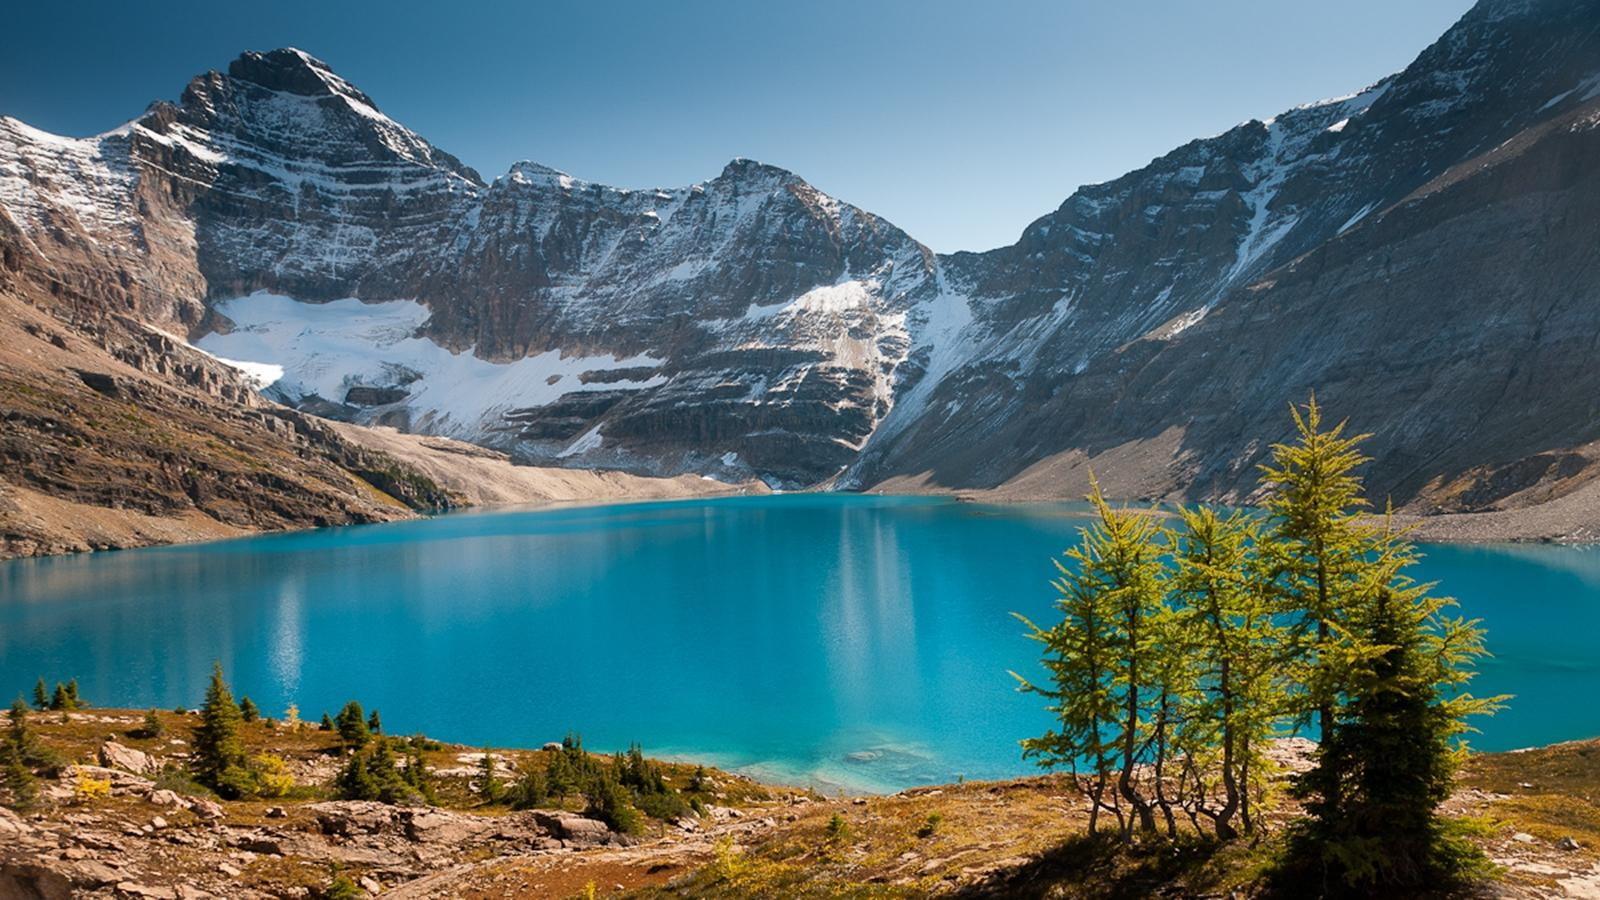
1, 494, 1597, 792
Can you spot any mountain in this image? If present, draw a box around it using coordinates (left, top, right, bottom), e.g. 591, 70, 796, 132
851, 0, 1600, 515
4, 0, 1600, 547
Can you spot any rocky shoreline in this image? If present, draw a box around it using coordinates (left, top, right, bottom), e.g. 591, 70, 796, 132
8, 477, 1599, 564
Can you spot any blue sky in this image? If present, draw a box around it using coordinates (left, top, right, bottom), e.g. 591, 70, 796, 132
2, 0, 1473, 252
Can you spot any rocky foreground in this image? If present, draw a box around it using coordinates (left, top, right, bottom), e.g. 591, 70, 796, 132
2, 710, 1598, 899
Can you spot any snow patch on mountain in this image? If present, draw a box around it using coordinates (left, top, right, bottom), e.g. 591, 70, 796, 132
0, 118, 140, 238
197, 292, 665, 440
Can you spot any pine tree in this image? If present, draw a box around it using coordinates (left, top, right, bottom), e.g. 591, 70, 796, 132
546, 732, 594, 802
369, 739, 410, 803
336, 750, 378, 801
1285, 523, 1503, 889
478, 748, 502, 803
367, 709, 382, 735
32, 679, 47, 712
335, 702, 369, 750
49, 683, 68, 712
1, 698, 36, 809
585, 768, 642, 834
191, 662, 254, 798
320, 712, 335, 731
547, 746, 577, 801
239, 696, 260, 723
512, 766, 548, 809
8, 696, 30, 749
64, 679, 81, 710
141, 708, 164, 739
401, 747, 435, 803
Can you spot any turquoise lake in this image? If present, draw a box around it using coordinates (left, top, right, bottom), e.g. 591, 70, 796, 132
1, 494, 1596, 793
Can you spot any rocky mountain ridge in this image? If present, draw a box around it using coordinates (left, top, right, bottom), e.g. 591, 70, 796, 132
5, 0, 1600, 521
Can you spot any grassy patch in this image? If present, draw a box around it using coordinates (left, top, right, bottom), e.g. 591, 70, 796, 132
1460, 739, 1600, 860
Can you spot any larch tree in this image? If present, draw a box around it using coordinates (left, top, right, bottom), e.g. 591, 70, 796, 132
1016, 394, 1503, 884
1015, 480, 1170, 837
1258, 395, 1373, 746
1167, 506, 1284, 839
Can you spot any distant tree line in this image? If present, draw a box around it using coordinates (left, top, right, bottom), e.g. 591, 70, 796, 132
1015, 397, 1504, 891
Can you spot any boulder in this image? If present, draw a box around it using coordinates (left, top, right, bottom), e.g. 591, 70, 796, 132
185, 798, 226, 820
529, 810, 614, 846
63, 765, 155, 795
310, 801, 401, 837
146, 789, 183, 808
99, 741, 159, 775
404, 809, 496, 845
1, 860, 116, 900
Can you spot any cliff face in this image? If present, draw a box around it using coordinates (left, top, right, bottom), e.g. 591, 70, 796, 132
5, 0, 1600, 512
850, 0, 1600, 511
2, 48, 939, 486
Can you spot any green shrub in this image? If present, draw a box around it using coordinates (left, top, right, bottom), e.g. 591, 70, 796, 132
138, 708, 164, 739
322, 873, 361, 900
585, 773, 643, 835
636, 787, 689, 821
511, 768, 549, 809
336, 738, 421, 805
152, 766, 211, 798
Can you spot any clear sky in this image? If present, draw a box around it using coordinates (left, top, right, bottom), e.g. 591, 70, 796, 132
2, 0, 1474, 252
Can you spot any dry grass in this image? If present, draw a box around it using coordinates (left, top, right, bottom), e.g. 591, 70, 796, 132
1458, 739, 1600, 861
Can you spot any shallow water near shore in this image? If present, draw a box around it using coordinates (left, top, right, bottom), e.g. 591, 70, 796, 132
1, 494, 1596, 793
